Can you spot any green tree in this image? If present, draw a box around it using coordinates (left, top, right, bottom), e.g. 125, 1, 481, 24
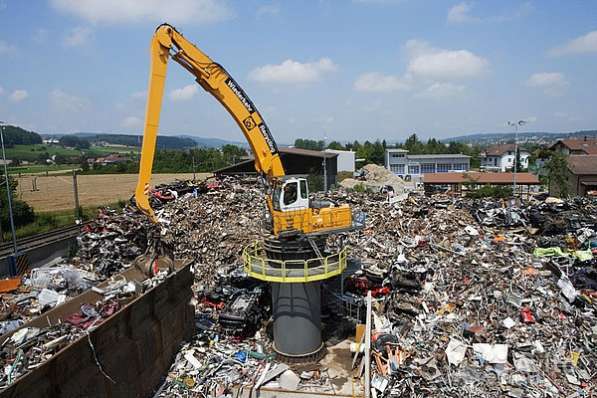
221, 144, 247, 164
370, 140, 385, 165
294, 139, 324, 151
327, 141, 344, 150
59, 135, 90, 149
545, 152, 569, 197
0, 178, 35, 231
80, 157, 90, 172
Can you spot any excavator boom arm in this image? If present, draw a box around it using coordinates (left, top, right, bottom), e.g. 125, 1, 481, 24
135, 24, 285, 221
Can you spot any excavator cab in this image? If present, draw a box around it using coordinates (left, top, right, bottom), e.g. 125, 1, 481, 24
272, 177, 309, 212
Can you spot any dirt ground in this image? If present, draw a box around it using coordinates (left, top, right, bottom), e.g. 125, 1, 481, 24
16, 173, 211, 212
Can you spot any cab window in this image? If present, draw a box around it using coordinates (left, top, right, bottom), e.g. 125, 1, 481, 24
272, 186, 281, 211
283, 182, 298, 205
300, 180, 308, 199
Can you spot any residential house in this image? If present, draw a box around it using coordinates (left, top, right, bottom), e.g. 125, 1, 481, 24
555, 155, 597, 196
94, 154, 128, 166
480, 144, 529, 172
550, 137, 597, 155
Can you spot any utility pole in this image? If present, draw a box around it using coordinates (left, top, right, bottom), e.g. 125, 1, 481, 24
507, 120, 528, 196
322, 157, 328, 192
0, 122, 19, 274
72, 170, 81, 222
191, 152, 196, 182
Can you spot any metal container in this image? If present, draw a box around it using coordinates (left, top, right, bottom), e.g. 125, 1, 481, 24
271, 281, 323, 357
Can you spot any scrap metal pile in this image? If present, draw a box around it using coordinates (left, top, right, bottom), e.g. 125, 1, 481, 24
324, 191, 596, 397
150, 178, 595, 397
2, 176, 595, 397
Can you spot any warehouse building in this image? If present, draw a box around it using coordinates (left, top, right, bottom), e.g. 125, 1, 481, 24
384, 149, 470, 179
324, 149, 355, 173
423, 171, 540, 195
215, 147, 338, 190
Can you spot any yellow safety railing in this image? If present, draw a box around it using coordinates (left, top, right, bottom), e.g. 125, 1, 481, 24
242, 241, 347, 283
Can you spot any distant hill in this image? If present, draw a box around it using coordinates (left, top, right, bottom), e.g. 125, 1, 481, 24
2, 125, 42, 147
178, 135, 247, 148
42, 132, 244, 149
445, 130, 597, 145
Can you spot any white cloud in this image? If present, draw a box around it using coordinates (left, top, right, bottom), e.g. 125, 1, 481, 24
49, 89, 90, 112
9, 90, 28, 102
0, 85, 4, 95
256, 3, 279, 17
249, 58, 337, 84
550, 30, 597, 56
121, 116, 142, 128
353, 40, 487, 96
447, 1, 532, 24
50, 0, 232, 25
0, 39, 15, 54
63, 26, 92, 47
447, 2, 479, 24
526, 72, 568, 95
406, 40, 489, 81
169, 84, 198, 101
416, 82, 465, 99
354, 72, 410, 92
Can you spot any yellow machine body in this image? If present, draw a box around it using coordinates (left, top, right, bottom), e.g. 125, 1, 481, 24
135, 24, 352, 238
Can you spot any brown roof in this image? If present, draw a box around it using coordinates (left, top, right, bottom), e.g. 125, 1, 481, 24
551, 139, 597, 154
483, 144, 525, 156
423, 172, 540, 185
567, 155, 597, 175
280, 147, 337, 158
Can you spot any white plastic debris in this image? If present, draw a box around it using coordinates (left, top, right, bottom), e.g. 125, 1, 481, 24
279, 369, 300, 390
371, 374, 389, 393
513, 354, 536, 372
472, 343, 508, 364
446, 338, 467, 366
557, 275, 578, 303
37, 288, 66, 308
10, 327, 40, 345
502, 317, 516, 329
184, 350, 202, 369
464, 225, 479, 236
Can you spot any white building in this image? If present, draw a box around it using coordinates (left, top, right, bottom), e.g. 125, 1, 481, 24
324, 149, 355, 173
481, 144, 529, 172
384, 149, 470, 178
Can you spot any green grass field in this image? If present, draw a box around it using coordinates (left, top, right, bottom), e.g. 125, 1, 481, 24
7, 164, 79, 175
5, 144, 139, 163
1, 202, 126, 240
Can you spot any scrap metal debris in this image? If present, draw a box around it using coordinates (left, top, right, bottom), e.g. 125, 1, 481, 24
2, 175, 596, 397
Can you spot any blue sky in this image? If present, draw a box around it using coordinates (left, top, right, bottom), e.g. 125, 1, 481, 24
0, 0, 596, 144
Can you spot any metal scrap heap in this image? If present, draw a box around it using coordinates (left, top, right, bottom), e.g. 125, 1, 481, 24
3, 176, 595, 397
150, 179, 596, 397
323, 191, 596, 397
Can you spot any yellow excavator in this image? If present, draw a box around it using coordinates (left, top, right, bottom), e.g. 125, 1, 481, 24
135, 24, 352, 238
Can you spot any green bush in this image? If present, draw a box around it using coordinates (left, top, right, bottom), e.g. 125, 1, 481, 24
352, 183, 367, 193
